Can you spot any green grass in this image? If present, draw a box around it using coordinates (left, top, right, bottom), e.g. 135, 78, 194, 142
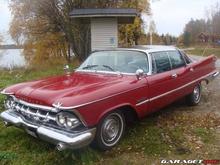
193, 128, 215, 143
185, 46, 220, 57
0, 64, 220, 164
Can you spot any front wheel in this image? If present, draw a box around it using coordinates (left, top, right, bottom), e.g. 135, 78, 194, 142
186, 84, 202, 106
92, 111, 125, 151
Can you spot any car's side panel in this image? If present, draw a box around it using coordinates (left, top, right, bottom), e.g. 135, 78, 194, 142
188, 55, 216, 82
146, 70, 177, 112
76, 77, 149, 127
76, 55, 217, 127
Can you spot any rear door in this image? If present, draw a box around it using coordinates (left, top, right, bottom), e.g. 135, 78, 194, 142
147, 50, 194, 112
147, 51, 176, 112
167, 50, 194, 98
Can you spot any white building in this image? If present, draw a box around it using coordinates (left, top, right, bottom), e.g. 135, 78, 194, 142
70, 8, 137, 51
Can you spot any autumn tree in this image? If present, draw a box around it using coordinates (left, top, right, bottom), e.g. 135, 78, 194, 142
181, 2, 220, 46
9, 0, 150, 64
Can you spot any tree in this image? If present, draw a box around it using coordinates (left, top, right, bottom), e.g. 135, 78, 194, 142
183, 31, 191, 47
9, 0, 150, 64
180, 2, 220, 46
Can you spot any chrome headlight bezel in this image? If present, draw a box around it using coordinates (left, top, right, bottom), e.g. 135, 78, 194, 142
4, 97, 15, 110
56, 112, 81, 130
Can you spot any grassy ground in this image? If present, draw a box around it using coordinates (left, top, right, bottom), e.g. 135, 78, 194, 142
184, 45, 220, 57
0, 64, 220, 165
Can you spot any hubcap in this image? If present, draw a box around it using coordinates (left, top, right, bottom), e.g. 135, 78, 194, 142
101, 113, 123, 146
193, 85, 201, 103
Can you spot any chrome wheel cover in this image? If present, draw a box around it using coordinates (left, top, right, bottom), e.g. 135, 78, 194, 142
101, 113, 124, 147
193, 85, 201, 103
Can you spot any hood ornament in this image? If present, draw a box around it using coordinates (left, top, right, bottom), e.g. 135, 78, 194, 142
53, 102, 63, 109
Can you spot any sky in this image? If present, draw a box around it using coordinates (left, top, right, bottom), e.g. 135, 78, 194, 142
0, 0, 219, 44
0, 0, 12, 43
150, 0, 219, 36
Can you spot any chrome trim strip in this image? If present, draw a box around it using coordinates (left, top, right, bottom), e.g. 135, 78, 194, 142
136, 99, 150, 106
54, 85, 147, 110
0, 89, 14, 95
136, 71, 219, 106
0, 110, 96, 150
212, 71, 219, 78
11, 96, 59, 113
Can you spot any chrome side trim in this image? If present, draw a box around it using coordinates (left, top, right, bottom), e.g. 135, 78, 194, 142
0, 110, 96, 150
136, 70, 219, 106
136, 99, 150, 106
54, 85, 147, 110
212, 71, 219, 78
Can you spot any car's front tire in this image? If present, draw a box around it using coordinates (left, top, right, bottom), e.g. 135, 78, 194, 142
92, 111, 125, 151
186, 84, 202, 106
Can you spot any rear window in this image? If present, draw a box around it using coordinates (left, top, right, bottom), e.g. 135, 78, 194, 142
180, 51, 192, 64
168, 51, 186, 69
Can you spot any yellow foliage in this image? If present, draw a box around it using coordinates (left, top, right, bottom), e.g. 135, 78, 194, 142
24, 33, 68, 65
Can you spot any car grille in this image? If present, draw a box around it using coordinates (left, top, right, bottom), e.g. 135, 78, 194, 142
9, 98, 57, 125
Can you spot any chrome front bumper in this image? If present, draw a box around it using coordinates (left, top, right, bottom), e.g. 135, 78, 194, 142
0, 110, 96, 151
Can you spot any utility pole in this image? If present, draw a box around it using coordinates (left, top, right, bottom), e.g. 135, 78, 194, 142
150, 31, 153, 45
149, 20, 156, 45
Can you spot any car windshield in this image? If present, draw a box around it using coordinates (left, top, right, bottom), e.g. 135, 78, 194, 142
77, 51, 149, 74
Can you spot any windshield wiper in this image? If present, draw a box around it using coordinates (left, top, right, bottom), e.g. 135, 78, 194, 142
82, 65, 98, 70
82, 64, 115, 72
102, 65, 115, 72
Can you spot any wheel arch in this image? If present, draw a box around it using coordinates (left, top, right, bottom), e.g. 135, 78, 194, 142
97, 104, 139, 125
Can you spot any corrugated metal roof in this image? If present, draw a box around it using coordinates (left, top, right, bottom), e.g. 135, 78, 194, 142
70, 8, 137, 18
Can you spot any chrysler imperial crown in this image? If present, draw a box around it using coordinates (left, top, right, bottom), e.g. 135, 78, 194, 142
0, 45, 219, 151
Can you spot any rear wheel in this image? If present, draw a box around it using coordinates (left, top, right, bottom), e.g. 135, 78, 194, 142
92, 111, 125, 151
186, 84, 202, 106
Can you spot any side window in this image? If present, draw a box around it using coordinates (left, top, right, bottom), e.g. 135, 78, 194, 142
168, 51, 186, 69
151, 52, 171, 73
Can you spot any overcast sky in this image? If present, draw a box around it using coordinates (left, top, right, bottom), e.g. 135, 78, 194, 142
0, 0, 219, 43
150, 0, 219, 36
0, 0, 12, 43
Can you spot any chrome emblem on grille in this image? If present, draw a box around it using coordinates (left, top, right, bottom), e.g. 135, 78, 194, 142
53, 102, 63, 109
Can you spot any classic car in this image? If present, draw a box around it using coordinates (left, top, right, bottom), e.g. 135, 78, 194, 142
0, 45, 219, 151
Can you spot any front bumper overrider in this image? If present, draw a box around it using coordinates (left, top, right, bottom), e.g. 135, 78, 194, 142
0, 110, 96, 151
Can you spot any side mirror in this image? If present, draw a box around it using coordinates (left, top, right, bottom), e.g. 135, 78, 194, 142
64, 64, 71, 75
135, 69, 144, 80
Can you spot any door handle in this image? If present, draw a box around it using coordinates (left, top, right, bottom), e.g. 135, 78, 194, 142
171, 73, 178, 78
190, 67, 194, 72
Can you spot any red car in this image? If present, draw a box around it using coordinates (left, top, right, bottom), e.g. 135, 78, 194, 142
0, 46, 219, 151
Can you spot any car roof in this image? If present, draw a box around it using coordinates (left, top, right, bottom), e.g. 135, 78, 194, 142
97, 45, 177, 54
133, 45, 177, 52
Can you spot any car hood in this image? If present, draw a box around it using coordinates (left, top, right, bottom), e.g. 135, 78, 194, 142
5, 71, 137, 107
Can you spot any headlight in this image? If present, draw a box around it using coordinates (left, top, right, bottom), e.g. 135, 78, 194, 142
4, 97, 15, 110
56, 112, 80, 129
57, 115, 66, 125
